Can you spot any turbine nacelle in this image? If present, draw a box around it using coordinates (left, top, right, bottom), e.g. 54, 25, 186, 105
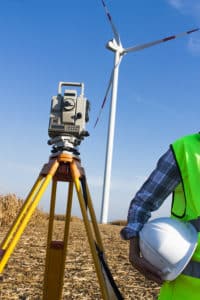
106, 39, 124, 55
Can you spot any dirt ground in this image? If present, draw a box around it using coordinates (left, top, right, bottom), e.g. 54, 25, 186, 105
0, 217, 160, 300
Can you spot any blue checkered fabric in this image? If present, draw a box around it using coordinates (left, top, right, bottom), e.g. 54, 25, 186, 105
120, 148, 181, 239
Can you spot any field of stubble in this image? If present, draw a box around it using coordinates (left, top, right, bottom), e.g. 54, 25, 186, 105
0, 195, 160, 299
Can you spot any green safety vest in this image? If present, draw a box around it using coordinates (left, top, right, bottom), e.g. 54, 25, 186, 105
158, 133, 200, 300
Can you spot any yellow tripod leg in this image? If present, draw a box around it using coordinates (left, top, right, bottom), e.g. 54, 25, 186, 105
43, 181, 74, 300
82, 177, 124, 300
63, 181, 74, 245
1, 176, 44, 250
83, 177, 105, 251
0, 159, 59, 273
70, 161, 109, 300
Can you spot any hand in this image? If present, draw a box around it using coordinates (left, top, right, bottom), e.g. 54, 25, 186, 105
129, 237, 164, 285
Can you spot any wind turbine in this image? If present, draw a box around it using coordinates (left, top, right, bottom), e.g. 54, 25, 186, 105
96, 0, 199, 224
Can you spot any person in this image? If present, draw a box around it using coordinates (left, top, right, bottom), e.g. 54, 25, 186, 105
120, 132, 200, 300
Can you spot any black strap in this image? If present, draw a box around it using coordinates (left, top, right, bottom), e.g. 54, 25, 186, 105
80, 177, 123, 299
95, 243, 124, 300
80, 176, 88, 208
189, 216, 200, 232
182, 260, 200, 278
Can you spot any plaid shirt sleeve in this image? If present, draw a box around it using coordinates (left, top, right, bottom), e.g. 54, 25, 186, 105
120, 147, 181, 240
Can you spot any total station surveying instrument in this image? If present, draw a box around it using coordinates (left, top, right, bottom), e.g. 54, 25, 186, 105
0, 82, 123, 300
48, 82, 90, 155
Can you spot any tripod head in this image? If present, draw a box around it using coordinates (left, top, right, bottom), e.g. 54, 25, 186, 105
48, 82, 90, 155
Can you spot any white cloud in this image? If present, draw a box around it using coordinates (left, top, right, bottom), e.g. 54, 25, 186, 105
168, 0, 184, 10
188, 35, 200, 55
167, 0, 200, 55
167, 0, 200, 17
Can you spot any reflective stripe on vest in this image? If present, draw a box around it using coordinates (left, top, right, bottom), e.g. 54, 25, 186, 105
190, 217, 200, 232
181, 218, 200, 279
182, 260, 200, 279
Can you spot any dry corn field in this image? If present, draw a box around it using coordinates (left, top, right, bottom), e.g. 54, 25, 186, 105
0, 195, 160, 299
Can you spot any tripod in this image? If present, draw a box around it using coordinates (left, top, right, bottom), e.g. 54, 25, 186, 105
0, 151, 123, 300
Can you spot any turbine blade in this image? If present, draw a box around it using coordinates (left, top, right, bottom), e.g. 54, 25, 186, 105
94, 55, 122, 128
94, 68, 114, 128
124, 28, 200, 54
101, 0, 121, 45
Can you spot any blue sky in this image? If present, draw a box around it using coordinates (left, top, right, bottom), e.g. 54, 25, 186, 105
1, 0, 200, 222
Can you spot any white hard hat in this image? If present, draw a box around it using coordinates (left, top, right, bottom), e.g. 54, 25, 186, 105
139, 217, 198, 281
